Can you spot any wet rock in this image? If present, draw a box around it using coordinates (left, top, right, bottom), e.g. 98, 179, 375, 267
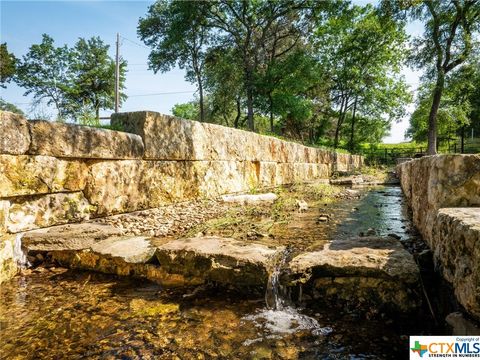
0, 111, 30, 155
288, 236, 421, 313
155, 237, 282, 287
366, 228, 376, 236
446, 312, 480, 335
387, 233, 401, 240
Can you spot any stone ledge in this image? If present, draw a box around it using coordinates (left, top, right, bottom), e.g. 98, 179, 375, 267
28, 120, 144, 159
288, 236, 421, 312
432, 208, 480, 320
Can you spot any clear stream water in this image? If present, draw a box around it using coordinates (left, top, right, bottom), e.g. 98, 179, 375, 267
0, 186, 432, 359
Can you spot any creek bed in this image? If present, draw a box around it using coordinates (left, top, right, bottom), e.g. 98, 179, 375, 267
0, 185, 441, 359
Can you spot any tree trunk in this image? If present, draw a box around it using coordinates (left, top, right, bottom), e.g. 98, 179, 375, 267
234, 98, 241, 129
269, 93, 274, 133
427, 72, 445, 155
461, 125, 465, 153
349, 96, 358, 152
197, 75, 205, 122
334, 96, 347, 149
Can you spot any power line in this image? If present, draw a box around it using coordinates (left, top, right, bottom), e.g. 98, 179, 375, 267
128, 90, 195, 97
120, 35, 149, 50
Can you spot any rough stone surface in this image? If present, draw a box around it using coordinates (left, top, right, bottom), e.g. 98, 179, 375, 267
0, 155, 88, 197
0, 200, 9, 235
111, 111, 363, 169
23, 223, 124, 252
432, 208, 480, 320
397, 155, 480, 242
397, 155, 480, 319
28, 120, 144, 159
6, 192, 95, 233
155, 237, 281, 287
0, 111, 30, 155
90, 236, 157, 263
0, 235, 17, 284
288, 236, 420, 312
221, 193, 278, 204
446, 312, 480, 335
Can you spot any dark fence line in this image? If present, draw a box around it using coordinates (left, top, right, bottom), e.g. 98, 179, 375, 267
360, 138, 480, 165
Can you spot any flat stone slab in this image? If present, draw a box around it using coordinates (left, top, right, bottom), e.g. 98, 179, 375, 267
154, 237, 282, 287
22, 223, 125, 252
288, 236, 420, 312
221, 193, 278, 204
90, 236, 156, 264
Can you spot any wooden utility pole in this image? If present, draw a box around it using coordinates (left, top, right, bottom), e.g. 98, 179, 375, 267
115, 32, 120, 113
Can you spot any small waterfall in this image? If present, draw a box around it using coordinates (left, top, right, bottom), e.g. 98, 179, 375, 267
265, 247, 291, 310
13, 233, 29, 268
243, 247, 332, 340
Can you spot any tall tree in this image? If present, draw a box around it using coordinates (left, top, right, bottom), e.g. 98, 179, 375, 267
138, 0, 209, 122
15, 34, 72, 119
404, 0, 480, 154
0, 43, 17, 88
69, 37, 127, 121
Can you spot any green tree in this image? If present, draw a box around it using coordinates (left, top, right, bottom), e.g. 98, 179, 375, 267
139, 0, 209, 122
314, 5, 411, 149
69, 37, 127, 121
0, 98, 24, 115
15, 34, 72, 119
398, 0, 480, 154
0, 43, 17, 88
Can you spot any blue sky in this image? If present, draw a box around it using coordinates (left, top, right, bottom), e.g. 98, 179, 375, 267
0, 0, 423, 143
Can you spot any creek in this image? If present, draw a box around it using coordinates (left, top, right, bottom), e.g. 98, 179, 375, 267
0, 186, 451, 359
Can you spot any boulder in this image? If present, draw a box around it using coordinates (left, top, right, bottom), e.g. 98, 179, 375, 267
0, 111, 30, 155
155, 236, 282, 287
288, 236, 420, 312
0, 155, 88, 197
6, 192, 95, 233
28, 120, 144, 159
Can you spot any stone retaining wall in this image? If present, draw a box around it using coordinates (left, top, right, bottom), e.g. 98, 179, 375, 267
397, 155, 480, 319
0, 110, 362, 282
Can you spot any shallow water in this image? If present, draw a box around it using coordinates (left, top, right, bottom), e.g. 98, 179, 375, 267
0, 186, 417, 359
0, 270, 406, 359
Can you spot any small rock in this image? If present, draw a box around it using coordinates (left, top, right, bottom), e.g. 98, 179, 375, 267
388, 233, 401, 240
296, 200, 308, 212
366, 228, 376, 236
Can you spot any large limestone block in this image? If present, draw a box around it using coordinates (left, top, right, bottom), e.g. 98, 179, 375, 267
155, 236, 282, 287
0, 111, 30, 155
399, 155, 480, 242
22, 223, 125, 252
288, 236, 420, 312
0, 155, 88, 197
432, 208, 480, 320
84, 160, 202, 215
28, 120, 144, 159
6, 192, 95, 233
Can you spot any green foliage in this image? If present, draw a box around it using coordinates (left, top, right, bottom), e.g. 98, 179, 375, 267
0, 98, 24, 115
0, 43, 17, 88
14, 34, 127, 122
